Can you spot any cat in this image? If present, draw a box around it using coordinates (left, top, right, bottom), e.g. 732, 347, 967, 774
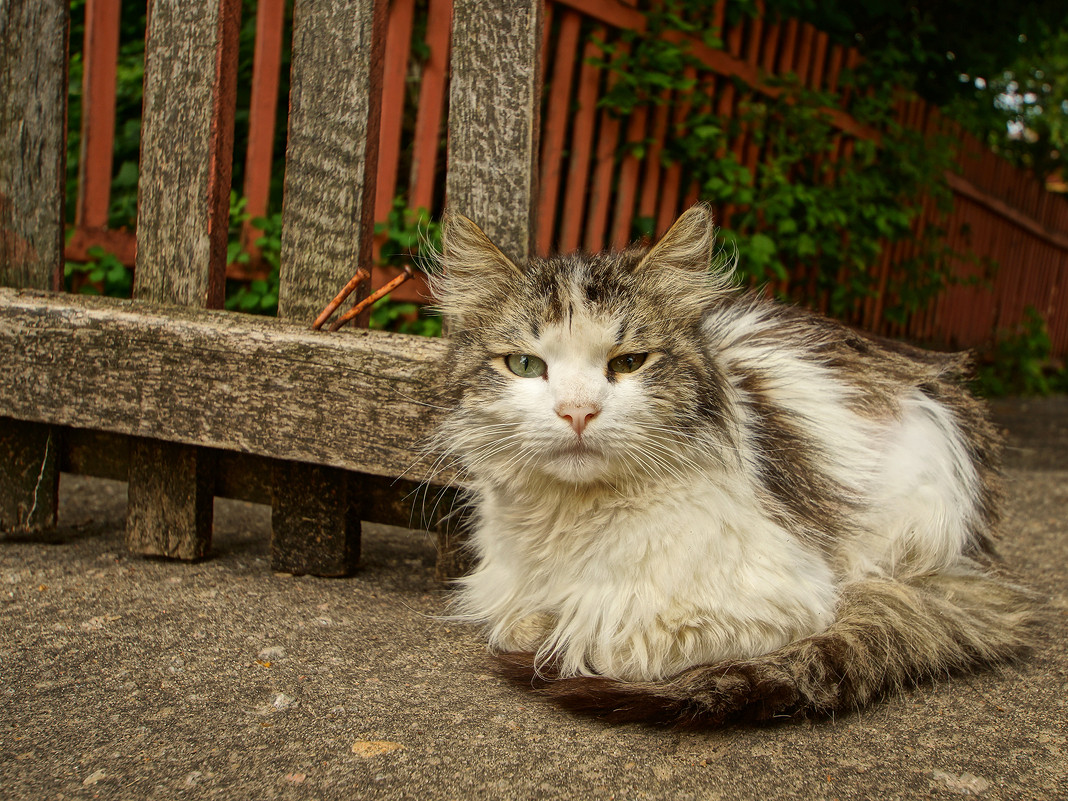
431, 204, 1037, 725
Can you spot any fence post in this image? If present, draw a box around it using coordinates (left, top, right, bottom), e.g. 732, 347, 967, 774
0, 0, 67, 533
270, 0, 388, 576
438, 0, 543, 575
125, 0, 241, 559
446, 0, 543, 262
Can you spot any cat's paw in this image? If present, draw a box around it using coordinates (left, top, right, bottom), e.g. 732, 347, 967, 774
499, 612, 557, 651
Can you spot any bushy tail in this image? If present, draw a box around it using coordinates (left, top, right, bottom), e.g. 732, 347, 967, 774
495, 570, 1039, 726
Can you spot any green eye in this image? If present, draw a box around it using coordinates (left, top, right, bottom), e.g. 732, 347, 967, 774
608, 353, 648, 374
505, 354, 547, 378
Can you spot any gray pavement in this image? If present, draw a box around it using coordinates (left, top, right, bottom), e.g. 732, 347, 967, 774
2, 397, 1066, 800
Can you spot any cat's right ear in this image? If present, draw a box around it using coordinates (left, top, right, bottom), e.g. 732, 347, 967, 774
632, 204, 735, 304
434, 212, 523, 326
636, 204, 716, 275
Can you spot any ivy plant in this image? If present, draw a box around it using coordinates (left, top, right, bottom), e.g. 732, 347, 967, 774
592, 2, 962, 325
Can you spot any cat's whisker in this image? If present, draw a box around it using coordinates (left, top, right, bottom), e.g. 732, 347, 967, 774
386, 385, 459, 413
627, 431, 707, 479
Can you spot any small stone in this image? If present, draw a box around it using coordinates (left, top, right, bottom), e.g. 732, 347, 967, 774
272, 693, 296, 710
351, 741, 404, 758
932, 770, 992, 795
257, 646, 287, 662
83, 769, 106, 786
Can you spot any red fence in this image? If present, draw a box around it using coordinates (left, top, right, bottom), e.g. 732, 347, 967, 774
65, 0, 1068, 356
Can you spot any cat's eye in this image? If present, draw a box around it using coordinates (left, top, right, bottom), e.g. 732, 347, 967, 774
505, 354, 547, 378
608, 353, 648, 374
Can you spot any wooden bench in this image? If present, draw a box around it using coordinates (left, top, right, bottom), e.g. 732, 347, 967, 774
0, 0, 543, 578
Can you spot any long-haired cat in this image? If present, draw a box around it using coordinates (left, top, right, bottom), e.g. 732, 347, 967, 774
432, 204, 1036, 725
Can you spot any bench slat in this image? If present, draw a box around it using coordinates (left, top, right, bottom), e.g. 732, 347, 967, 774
446, 0, 543, 263
127, 0, 242, 560
0, 290, 453, 485
278, 0, 387, 327
135, 0, 240, 308
0, 0, 67, 533
272, 0, 389, 575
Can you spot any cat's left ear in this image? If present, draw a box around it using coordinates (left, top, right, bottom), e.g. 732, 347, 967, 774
434, 212, 524, 326
636, 204, 716, 275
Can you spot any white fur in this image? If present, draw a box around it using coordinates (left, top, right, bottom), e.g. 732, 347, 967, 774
851, 392, 984, 578
461, 470, 837, 680
449, 287, 986, 682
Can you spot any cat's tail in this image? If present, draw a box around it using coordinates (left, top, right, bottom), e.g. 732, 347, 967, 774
495, 569, 1040, 726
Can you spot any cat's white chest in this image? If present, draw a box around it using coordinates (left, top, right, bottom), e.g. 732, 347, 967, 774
461, 473, 837, 681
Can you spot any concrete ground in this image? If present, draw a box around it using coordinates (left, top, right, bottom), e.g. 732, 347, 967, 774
2, 397, 1066, 800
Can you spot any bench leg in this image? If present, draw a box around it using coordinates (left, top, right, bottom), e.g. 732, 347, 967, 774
0, 418, 59, 533
270, 462, 361, 576
126, 439, 214, 559
431, 486, 472, 581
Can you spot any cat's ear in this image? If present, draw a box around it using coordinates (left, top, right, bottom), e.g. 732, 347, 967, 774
434, 212, 523, 325
636, 204, 716, 275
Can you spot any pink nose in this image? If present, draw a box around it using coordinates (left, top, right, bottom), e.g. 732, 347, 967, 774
556, 404, 600, 435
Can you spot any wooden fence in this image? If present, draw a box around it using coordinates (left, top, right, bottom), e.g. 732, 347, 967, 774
1, 0, 547, 577
62, 0, 1068, 357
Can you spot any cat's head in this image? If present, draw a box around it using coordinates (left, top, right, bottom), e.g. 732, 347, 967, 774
434, 205, 735, 486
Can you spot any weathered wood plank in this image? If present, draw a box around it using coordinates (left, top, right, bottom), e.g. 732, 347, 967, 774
271, 461, 361, 575
135, 0, 240, 308
0, 290, 453, 484
446, 0, 543, 263
0, 419, 59, 533
126, 438, 214, 560
0, 0, 67, 291
274, 0, 388, 574
0, 0, 67, 534
127, 441, 215, 557
279, 0, 388, 327
130, 0, 241, 559
438, 0, 540, 572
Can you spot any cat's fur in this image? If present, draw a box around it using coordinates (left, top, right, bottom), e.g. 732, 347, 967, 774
432, 205, 1036, 725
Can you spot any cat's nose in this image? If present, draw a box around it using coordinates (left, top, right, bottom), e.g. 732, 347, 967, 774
556, 403, 600, 436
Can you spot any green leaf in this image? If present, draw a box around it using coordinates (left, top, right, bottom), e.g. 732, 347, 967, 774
748, 233, 777, 263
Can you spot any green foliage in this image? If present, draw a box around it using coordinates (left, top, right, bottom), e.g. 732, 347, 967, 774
64, 246, 132, 298
944, 26, 1068, 182
745, 0, 1068, 182
973, 307, 1068, 398
758, 0, 1068, 109
370, 197, 443, 337
224, 194, 282, 315
374, 197, 442, 277
368, 297, 442, 337
594, 8, 960, 322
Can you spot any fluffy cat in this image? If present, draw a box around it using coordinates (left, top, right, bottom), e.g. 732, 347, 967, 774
432, 204, 1036, 725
